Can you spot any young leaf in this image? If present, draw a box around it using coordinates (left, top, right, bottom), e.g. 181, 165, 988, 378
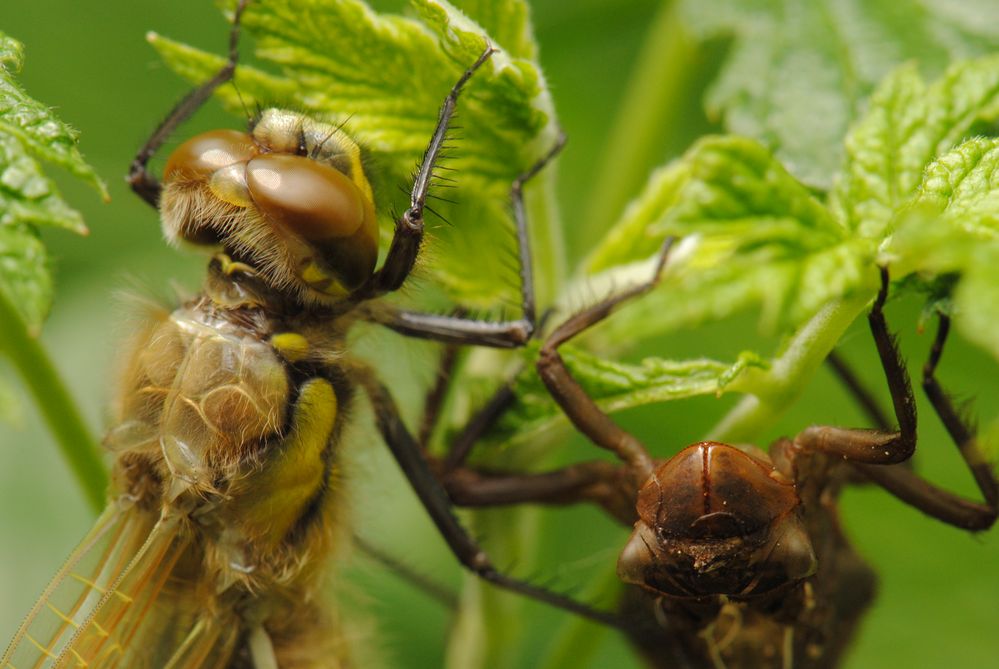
483, 342, 766, 448
441, 0, 537, 61
681, 0, 999, 189
585, 136, 876, 343
833, 56, 999, 239
0, 30, 106, 331
886, 137, 999, 360
150, 0, 558, 309
585, 160, 689, 273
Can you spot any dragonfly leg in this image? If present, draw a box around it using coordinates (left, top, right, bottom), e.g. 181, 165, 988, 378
851, 313, 998, 530
416, 343, 461, 449
362, 47, 495, 297
535, 239, 674, 475
367, 133, 568, 348
127, 0, 251, 207
794, 268, 917, 464
443, 459, 637, 526
353, 362, 625, 629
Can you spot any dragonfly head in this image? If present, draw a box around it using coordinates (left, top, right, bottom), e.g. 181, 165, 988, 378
160, 109, 378, 303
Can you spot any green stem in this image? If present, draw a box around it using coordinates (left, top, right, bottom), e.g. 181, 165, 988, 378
581, 0, 699, 246
709, 293, 873, 443
0, 288, 106, 511
528, 165, 568, 306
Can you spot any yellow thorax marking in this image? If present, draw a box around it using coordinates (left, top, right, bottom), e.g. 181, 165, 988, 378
271, 333, 310, 362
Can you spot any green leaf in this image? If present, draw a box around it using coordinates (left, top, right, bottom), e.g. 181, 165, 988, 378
445, 0, 536, 60
0, 31, 104, 331
885, 137, 999, 361
484, 343, 766, 448
151, 0, 558, 309
585, 160, 689, 273
586, 136, 876, 342
0, 221, 50, 334
681, 0, 999, 189
0, 33, 23, 68
834, 56, 999, 239
0, 34, 107, 209
0, 31, 107, 504
587, 57, 999, 350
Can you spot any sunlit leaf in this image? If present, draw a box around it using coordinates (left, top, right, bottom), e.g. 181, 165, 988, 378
585, 136, 876, 343
887, 137, 999, 361
681, 0, 999, 189
485, 342, 766, 447
0, 30, 104, 332
833, 56, 999, 238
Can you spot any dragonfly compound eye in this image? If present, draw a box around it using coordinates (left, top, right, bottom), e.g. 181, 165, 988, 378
162, 129, 260, 245
164, 129, 259, 183
245, 153, 378, 291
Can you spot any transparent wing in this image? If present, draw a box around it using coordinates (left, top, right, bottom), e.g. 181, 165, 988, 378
0, 498, 203, 669
3, 500, 136, 668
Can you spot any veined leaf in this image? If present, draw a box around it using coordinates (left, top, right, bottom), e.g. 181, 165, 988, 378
151, 0, 558, 309
0, 220, 49, 333
441, 0, 537, 61
585, 160, 689, 273
681, 0, 999, 189
584, 57, 999, 350
887, 137, 999, 361
0, 30, 104, 332
834, 56, 999, 239
485, 342, 766, 448
585, 136, 876, 342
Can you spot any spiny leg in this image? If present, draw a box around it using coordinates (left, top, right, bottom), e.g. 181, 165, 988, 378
352, 535, 458, 609
127, 0, 251, 207
417, 343, 461, 449
363, 46, 496, 297
853, 313, 998, 530
443, 459, 638, 526
371, 132, 569, 348
352, 362, 625, 629
795, 268, 917, 464
825, 350, 891, 430
921, 314, 998, 507
536, 239, 674, 476
442, 381, 517, 471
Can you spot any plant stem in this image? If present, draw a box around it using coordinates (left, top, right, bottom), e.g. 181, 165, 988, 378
581, 0, 699, 247
709, 293, 873, 443
0, 288, 106, 512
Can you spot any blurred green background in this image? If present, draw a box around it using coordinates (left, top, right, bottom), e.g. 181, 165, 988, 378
0, 1, 997, 667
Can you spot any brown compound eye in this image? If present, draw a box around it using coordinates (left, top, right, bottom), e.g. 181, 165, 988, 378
164, 129, 258, 182
246, 153, 378, 291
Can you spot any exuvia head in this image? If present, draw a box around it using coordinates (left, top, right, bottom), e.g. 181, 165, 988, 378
617, 442, 817, 599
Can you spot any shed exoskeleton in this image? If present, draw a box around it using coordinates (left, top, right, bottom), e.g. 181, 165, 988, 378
434, 243, 997, 668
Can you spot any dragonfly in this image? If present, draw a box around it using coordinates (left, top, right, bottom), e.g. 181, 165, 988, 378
434, 243, 999, 668
1, 2, 612, 667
